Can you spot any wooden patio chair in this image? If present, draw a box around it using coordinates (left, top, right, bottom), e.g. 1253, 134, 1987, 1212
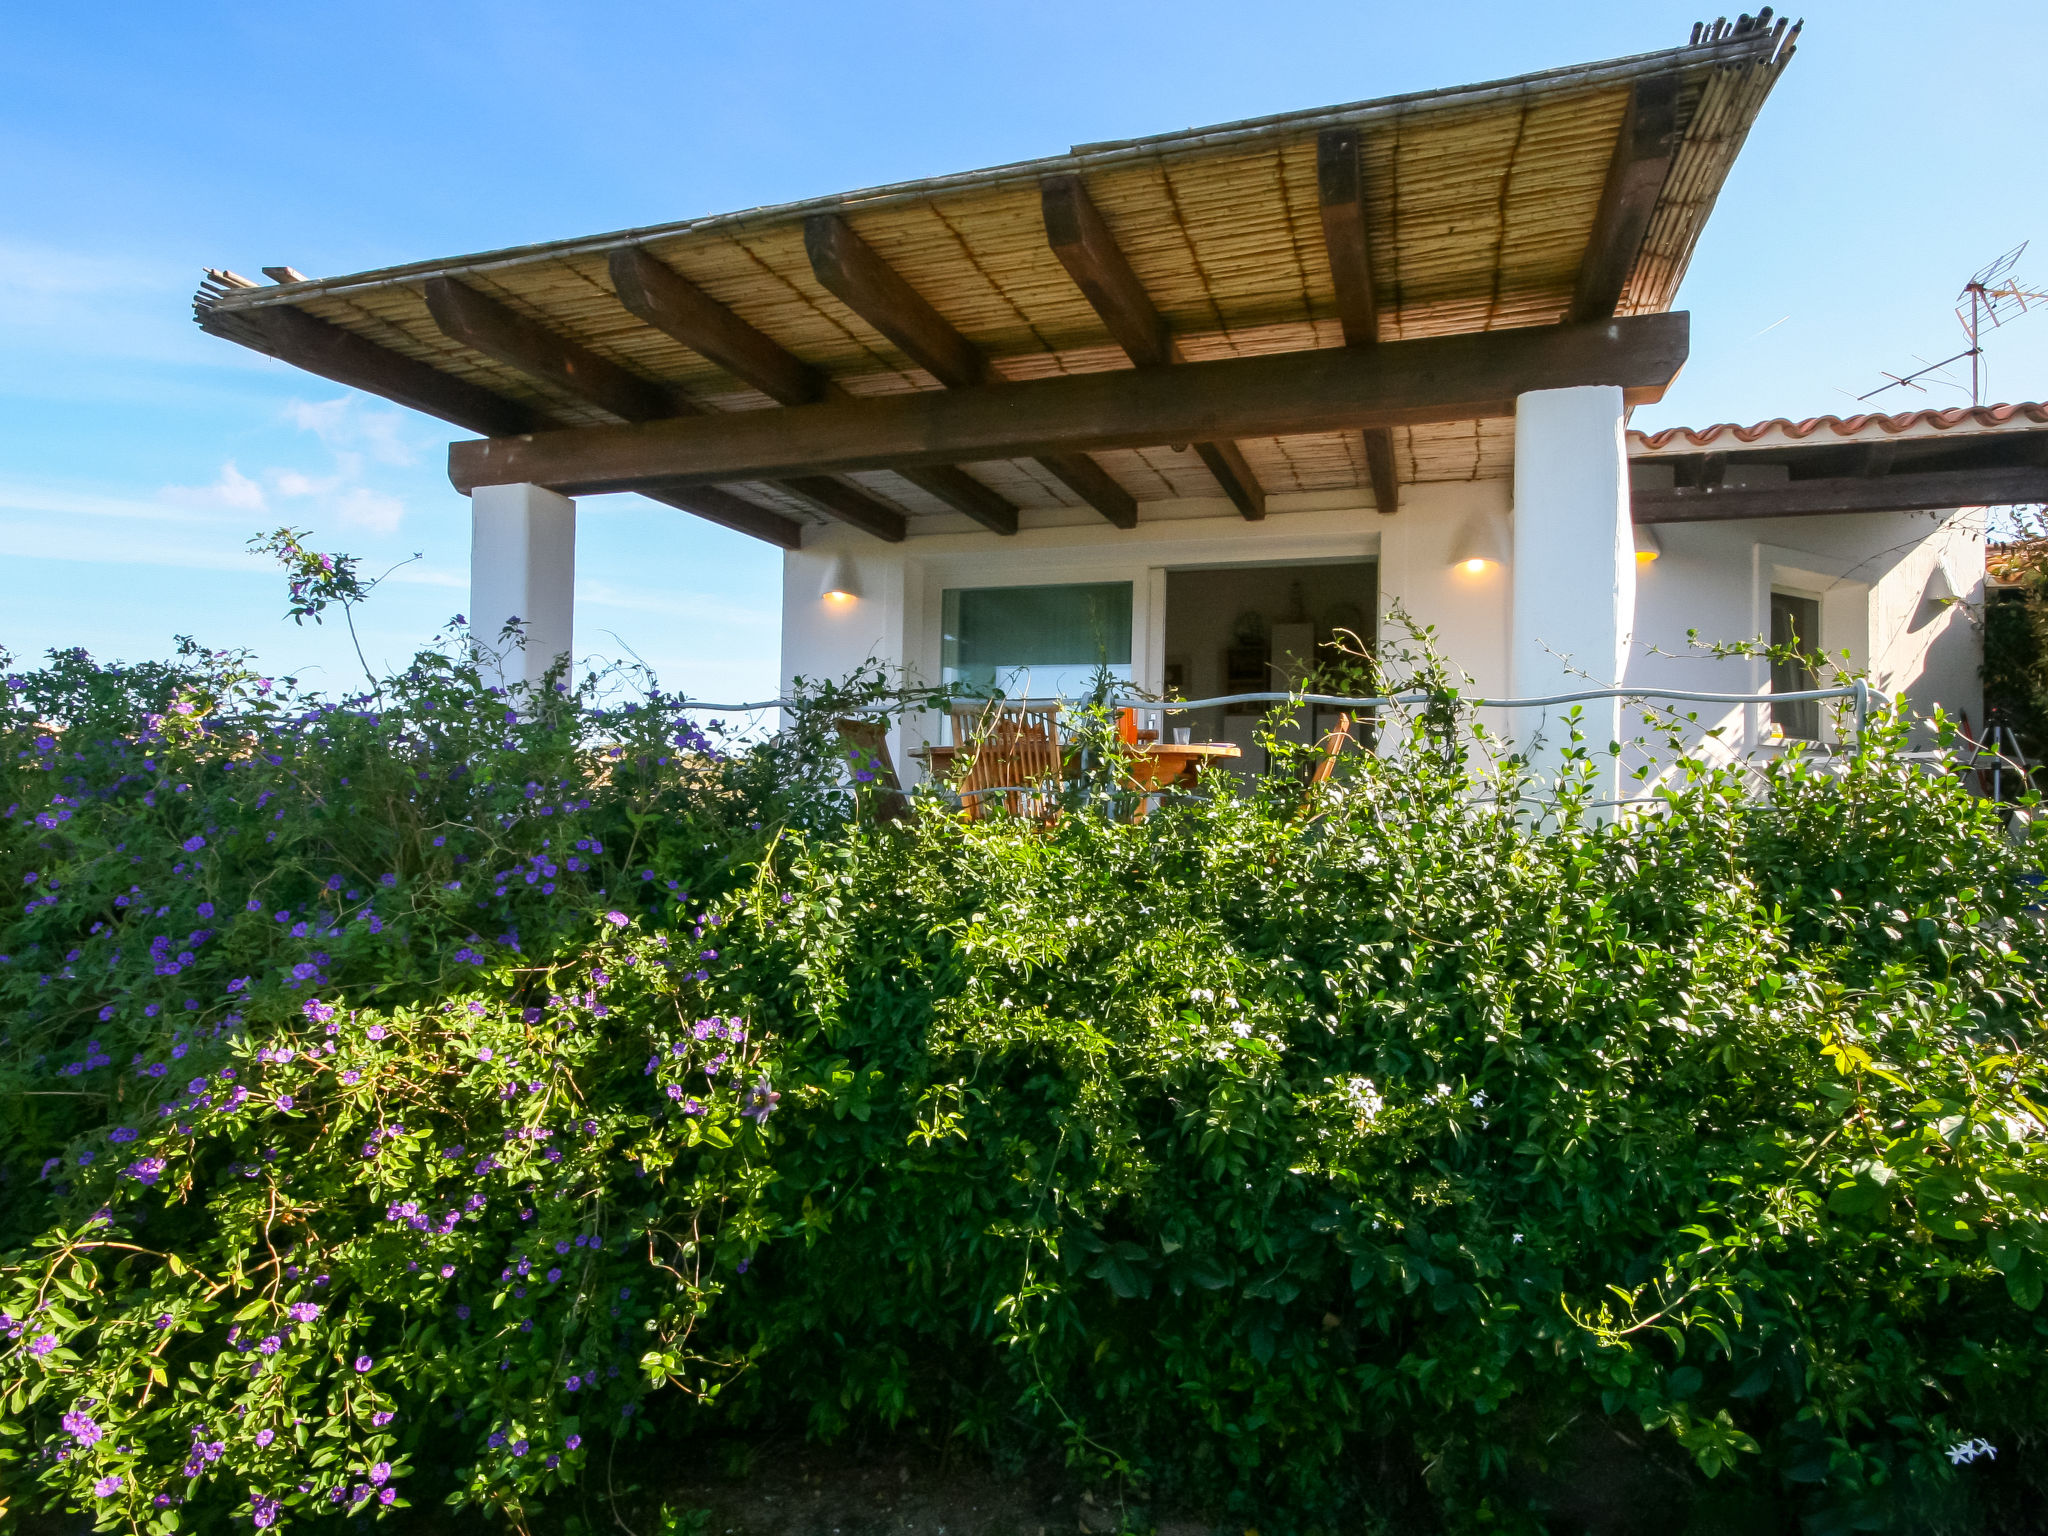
1307, 712, 1354, 788
951, 703, 1063, 821
834, 718, 909, 823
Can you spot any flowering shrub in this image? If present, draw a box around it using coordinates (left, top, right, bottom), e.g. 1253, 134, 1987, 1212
4, 626, 2048, 1534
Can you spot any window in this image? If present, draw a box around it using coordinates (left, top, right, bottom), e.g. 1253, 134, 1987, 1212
941, 582, 1132, 701
1769, 590, 1822, 741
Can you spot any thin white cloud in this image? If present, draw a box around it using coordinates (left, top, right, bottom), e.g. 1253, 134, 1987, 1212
163, 461, 267, 514
0, 518, 266, 574
285, 396, 421, 467
574, 578, 776, 629
336, 486, 405, 534
0, 482, 222, 525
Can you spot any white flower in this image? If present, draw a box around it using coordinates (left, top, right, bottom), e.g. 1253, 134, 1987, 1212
1342, 1077, 1383, 1123
1469, 1090, 1488, 1109
1947, 1438, 1997, 1466
1230, 1021, 1252, 1039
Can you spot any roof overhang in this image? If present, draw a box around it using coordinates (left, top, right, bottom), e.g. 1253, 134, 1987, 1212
195, 15, 1798, 546
1629, 402, 2048, 522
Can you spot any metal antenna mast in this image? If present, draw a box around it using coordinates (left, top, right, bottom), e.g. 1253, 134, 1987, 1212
1861, 243, 2048, 406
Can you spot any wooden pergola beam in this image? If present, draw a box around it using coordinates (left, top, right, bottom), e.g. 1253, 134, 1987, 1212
805, 211, 1136, 528
449, 312, 1690, 496
609, 247, 828, 407
608, 247, 1017, 535
425, 276, 677, 424
1633, 465, 2048, 524
1042, 174, 1264, 520
1316, 127, 1399, 515
1568, 75, 1681, 324
201, 303, 545, 438
426, 273, 905, 541
641, 485, 804, 548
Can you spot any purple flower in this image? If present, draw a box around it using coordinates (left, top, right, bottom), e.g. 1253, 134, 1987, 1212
258, 1334, 282, 1355
277, 1096, 295, 1111
604, 911, 628, 928
368, 1462, 391, 1487
487, 1432, 506, 1449
371, 1412, 395, 1427
340, 1070, 360, 1086
354, 1355, 372, 1373
366, 1025, 386, 1041
290, 1302, 320, 1323
109, 1127, 136, 1144
93, 1474, 123, 1498
565, 1434, 582, 1451
511, 1439, 529, 1458
302, 999, 335, 1024
122, 1157, 166, 1187
255, 1428, 275, 1448
741, 1079, 781, 1123
251, 1492, 281, 1528
61, 1410, 102, 1446
182, 835, 205, 852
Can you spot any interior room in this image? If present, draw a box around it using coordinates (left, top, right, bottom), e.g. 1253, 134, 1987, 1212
1162, 560, 1379, 776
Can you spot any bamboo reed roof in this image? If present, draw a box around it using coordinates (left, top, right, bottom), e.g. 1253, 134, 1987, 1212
197, 17, 1798, 538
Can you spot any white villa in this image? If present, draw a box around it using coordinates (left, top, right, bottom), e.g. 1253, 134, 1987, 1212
194, 16, 2044, 793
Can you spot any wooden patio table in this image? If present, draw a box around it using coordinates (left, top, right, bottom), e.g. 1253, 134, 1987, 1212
916, 740, 1241, 796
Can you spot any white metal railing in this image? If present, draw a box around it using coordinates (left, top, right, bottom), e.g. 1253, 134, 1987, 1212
674, 680, 1891, 733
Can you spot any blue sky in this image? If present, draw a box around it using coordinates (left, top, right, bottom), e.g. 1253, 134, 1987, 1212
5, 1, 2043, 700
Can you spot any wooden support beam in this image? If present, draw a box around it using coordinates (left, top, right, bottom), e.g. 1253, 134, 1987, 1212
1041, 175, 1170, 367
897, 465, 1018, 535
640, 484, 805, 548
1568, 74, 1681, 324
448, 313, 1691, 496
197, 294, 808, 549
608, 246, 1015, 535
1042, 174, 1264, 519
1362, 430, 1400, 516
778, 477, 906, 542
609, 248, 827, 407
1316, 127, 1399, 514
201, 303, 545, 437
1038, 453, 1137, 529
1316, 128, 1381, 349
804, 214, 986, 388
804, 211, 1134, 528
424, 276, 676, 423
427, 273, 906, 541
1634, 465, 2048, 524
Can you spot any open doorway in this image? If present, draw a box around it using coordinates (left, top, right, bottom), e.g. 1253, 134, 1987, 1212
1162, 561, 1377, 775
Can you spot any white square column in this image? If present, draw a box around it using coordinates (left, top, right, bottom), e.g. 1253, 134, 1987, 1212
470, 482, 576, 691
1509, 385, 1635, 803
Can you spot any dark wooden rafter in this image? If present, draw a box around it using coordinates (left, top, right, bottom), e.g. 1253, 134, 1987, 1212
199, 302, 544, 438
424, 277, 677, 423
640, 485, 804, 548
804, 212, 1136, 529
449, 312, 1691, 495
1568, 74, 1681, 324
1315, 127, 1399, 515
1041, 175, 1264, 520
423, 275, 904, 542
608, 248, 1016, 535
1634, 465, 2048, 524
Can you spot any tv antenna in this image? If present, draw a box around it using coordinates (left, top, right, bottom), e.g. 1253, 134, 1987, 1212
1859, 243, 2048, 407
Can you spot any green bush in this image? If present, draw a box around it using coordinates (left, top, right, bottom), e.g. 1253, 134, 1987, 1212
4, 628, 2048, 1536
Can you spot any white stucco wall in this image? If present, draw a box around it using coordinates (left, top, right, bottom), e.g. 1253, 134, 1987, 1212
778, 484, 1985, 781
1628, 506, 1986, 752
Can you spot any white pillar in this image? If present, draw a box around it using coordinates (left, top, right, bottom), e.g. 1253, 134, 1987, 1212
1509, 385, 1634, 804
470, 482, 576, 691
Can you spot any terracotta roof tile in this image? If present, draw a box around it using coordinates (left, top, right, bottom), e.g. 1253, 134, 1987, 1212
1629, 401, 2048, 455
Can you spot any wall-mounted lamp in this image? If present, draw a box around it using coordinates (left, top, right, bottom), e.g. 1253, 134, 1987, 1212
1633, 523, 1662, 564
820, 554, 862, 604
1450, 514, 1509, 573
